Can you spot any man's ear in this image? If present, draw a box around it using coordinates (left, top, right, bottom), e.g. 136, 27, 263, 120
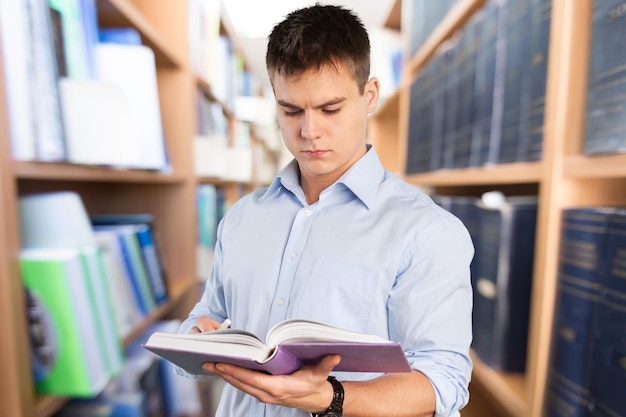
365, 77, 380, 113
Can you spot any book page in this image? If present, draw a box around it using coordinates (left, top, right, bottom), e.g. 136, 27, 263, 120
266, 319, 393, 347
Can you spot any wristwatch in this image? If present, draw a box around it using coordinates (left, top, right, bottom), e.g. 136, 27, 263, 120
310, 376, 344, 417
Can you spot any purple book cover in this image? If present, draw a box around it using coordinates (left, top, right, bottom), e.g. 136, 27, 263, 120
143, 341, 411, 376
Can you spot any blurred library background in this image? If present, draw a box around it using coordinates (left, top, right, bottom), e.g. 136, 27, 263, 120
0, 1, 625, 417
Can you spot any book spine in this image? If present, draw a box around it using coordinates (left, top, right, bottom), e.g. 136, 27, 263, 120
492, 203, 537, 371
545, 208, 612, 417
79, 248, 124, 376
588, 209, 626, 417
27, 0, 67, 162
135, 224, 168, 304
524, 0, 551, 162
472, 200, 537, 372
498, 0, 530, 164
115, 231, 156, 315
584, 0, 626, 156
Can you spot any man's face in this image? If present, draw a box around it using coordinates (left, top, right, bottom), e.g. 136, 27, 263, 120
272, 64, 379, 187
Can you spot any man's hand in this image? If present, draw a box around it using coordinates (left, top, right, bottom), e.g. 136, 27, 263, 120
202, 354, 341, 413
190, 316, 226, 333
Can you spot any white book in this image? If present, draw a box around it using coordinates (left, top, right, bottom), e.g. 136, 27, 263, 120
95, 44, 169, 171
0, 0, 36, 160
59, 78, 139, 167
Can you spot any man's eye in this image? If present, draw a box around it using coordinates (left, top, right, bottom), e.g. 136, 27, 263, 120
284, 110, 302, 116
323, 108, 340, 114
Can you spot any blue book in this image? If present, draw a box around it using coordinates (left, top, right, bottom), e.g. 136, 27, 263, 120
451, 19, 478, 170
405, 68, 432, 174
584, 0, 626, 155
470, 0, 502, 167
98, 28, 142, 45
441, 43, 460, 170
471, 194, 537, 372
545, 208, 613, 417
430, 50, 449, 171
135, 224, 168, 305
521, 0, 551, 162
497, 0, 531, 164
588, 209, 626, 417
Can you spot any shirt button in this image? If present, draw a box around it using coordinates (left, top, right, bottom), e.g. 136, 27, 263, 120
289, 252, 297, 259
277, 298, 285, 306
304, 209, 312, 216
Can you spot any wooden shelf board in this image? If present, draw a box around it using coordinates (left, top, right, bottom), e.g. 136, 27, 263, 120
197, 176, 255, 188
471, 351, 527, 417
14, 161, 186, 184
96, 0, 184, 68
564, 153, 626, 179
35, 395, 68, 417
404, 162, 543, 186
406, 0, 486, 78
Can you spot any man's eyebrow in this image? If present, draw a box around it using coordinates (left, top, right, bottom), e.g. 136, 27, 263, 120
276, 97, 346, 110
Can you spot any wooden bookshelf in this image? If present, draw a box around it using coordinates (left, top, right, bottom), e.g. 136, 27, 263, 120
368, 0, 626, 416
0, 0, 268, 415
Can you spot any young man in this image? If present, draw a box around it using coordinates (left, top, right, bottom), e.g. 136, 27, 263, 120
179, 5, 474, 417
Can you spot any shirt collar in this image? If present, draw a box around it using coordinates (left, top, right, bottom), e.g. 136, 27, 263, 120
259, 145, 385, 209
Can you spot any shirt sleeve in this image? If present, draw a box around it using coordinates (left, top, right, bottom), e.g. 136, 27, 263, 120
388, 210, 475, 417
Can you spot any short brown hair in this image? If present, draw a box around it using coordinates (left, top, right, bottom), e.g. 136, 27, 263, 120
266, 4, 371, 94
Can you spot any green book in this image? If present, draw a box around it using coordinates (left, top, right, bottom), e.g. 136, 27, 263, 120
79, 246, 124, 376
20, 248, 111, 396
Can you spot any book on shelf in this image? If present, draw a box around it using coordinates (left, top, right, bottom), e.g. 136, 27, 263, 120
546, 208, 626, 417
49, 0, 99, 79
18, 191, 124, 375
59, 78, 139, 168
20, 248, 112, 396
522, 0, 551, 162
584, 0, 626, 156
589, 209, 626, 417
94, 229, 144, 338
91, 214, 169, 305
0, 0, 66, 162
93, 224, 157, 315
95, 43, 170, 171
545, 208, 611, 417
470, 192, 538, 372
143, 318, 412, 377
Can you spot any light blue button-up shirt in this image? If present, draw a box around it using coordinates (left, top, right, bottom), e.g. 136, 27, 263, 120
179, 146, 474, 417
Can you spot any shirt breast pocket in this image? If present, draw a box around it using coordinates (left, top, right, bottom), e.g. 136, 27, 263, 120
295, 258, 379, 332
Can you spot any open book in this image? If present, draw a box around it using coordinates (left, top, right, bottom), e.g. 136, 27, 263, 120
143, 319, 411, 376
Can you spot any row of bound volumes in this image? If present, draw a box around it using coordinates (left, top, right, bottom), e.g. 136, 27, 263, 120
407, 0, 552, 173
407, 0, 626, 175
19, 191, 168, 397
545, 207, 626, 417
53, 320, 202, 417
0, 0, 169, 170
435, 192, 537, 372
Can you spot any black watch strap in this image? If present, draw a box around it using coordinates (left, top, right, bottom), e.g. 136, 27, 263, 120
310, 376, 344, 417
